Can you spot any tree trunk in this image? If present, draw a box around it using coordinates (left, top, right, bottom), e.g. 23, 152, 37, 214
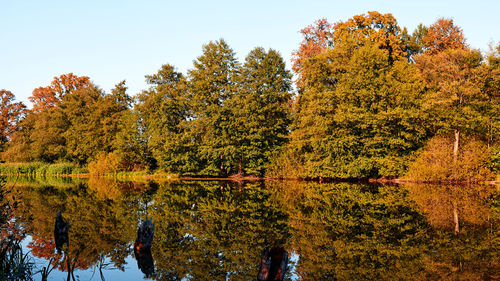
453, 129, 460, 163
452, 202, 460, 235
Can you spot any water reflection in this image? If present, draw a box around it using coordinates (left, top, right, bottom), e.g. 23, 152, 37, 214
134, 218, 155, 277
54, 212, 69, 253
257, 246, 288, 281
0, 186, 34, 280
0, 177, 497, 280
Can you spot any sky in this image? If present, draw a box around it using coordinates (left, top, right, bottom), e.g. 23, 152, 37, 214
1, 0, 499, 105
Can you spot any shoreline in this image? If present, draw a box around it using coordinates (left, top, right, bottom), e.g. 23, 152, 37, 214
1, 173, 499, 185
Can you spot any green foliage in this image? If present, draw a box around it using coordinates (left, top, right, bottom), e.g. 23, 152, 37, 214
401, 24, 428, 60
0, 162, 86, 176
112, 109, 153, 171
188, 39, 241, 176
62, 83, 131, 164
230, 47, 292, 175
136, 64, 195, 173
285, 40, 427, 179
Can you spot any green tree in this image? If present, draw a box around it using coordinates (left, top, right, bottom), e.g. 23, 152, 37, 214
62, 82, 131, 164
284, 12, 427, 178
188, 39, 240, 176
136, 64, 195, 173
231, 47, 292, 175
401, 23, 428, 61
481, 43, 500, 148
27, 107, 69, 162
112, 109, 152, 170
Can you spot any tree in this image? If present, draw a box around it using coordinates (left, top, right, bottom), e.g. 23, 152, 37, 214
230, 47, 292, 175
136, 64, 195, 173
113, 109, 152, 171
330, 11, 407, 63
401, 24, 428, 61
284, 13, 426, 178
188, 39, 240, 176
292, 12, 407, 91
291, 18, 332, 91
3, 74, 91, 162
62, 83, 131, 164
415, 48, 485, 162
29, 73, 90, 112
0, 90, 26, 150
480, 43, 500, 147
27, 106, 69, 162
421, 18, 466, 54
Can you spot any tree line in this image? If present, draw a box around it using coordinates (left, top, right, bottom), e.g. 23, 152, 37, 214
0, 11, 498, 179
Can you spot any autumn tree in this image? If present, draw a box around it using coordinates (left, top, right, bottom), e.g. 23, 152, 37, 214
421, 18, 466, 54
29, 73, 90, 112
4, 77, 132, 164
415, 47, 485, 162
0, 90, 26, 150
291, 18, 332, 90
3, 73, 91, 162
282, 12, 426, 178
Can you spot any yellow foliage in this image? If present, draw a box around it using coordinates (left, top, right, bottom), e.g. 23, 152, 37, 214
88, 151, 125, 175
406, 136, 493, 182
265, 147, 305, 179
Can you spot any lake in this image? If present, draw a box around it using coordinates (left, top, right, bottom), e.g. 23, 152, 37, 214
0, 177, 498, 280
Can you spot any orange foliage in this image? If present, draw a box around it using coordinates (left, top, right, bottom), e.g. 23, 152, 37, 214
28, 234, 91, 271
0, 89, 26, 142
415, 48, 484, 107
292, 12, 406, 90
422, 18, 466, 54
291, 18, 332, 89
28, 234, 60, 261
29, 73, 90, 111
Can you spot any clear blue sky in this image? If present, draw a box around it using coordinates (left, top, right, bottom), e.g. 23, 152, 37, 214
1, 0, 498, 105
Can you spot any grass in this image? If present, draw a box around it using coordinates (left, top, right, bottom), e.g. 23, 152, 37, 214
0, 162, 87, 176
0, 240, 35, 281
99, 170, 179, 180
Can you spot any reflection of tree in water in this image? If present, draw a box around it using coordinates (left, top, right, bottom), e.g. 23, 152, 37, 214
271, 181, 431, 280
406, 184, 493, 234
2, 177, 497, 280
406, 183, 499, 280
270, 181, 499, 280
6, 178, 151, 275
149, 181, 290, 281
0, 182, 34, 280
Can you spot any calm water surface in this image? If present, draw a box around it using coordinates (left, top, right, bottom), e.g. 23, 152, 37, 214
0, 177, 498, 280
